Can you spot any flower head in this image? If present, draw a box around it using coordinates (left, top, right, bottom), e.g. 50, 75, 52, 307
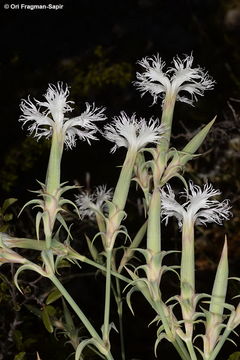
103, 111, 165, 153
75, 185, 112, 219
134, 54, 214, 106
161, 181, 231, 228
19, 83, 107, 148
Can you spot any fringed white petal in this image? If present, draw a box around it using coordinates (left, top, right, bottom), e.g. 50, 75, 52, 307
134, 54, 171, 104
134, 53, 215, 105
19, 84, 107, 148
161, 182, 231, 228
104, 111, 165, 152
161, 184, 186, 228
75, 185, 112, 219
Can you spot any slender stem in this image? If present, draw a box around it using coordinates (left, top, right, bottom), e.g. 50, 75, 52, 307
51, 274, 114, 360
111, 149, 136, 211
154, 296, 190, 360
181, 219, 195, 340
153, 292, 174, 340
115, 276, 125, 360
147, 188, 161, 253
5, 237, 47, 251
157, 95, 176, 155
68, 249, 131, 284
174, 338, 191, 360
45, 130, 63, 194
103, 250, 112, 344
181, 220, 195, 294
101, 149, 137, 347
118, 220, 147, 273
208, 328, 232, 360
186, 341, 198, 360
49, 274, 102, 344
7, 239, 131, 284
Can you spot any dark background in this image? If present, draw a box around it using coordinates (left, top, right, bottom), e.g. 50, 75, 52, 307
1, 0, 240, 197
1, 1, 240, 359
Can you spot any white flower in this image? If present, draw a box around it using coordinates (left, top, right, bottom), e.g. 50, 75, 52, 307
19, 83, 107, 149
75, 185, 112, 219
103, 111, 165, 153
134, 54, 215, 105
161, 181, 231, 228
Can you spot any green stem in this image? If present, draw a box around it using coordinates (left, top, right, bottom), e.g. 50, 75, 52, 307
43, 130, 64, 248
157, 95, 176, 155
154, 296, 190, 360
118, 220, 147, 273
147, 188, 161, 253
180, 219, 195, 340
5, 237, 47, 251
50, 274, 102, 343
208, 328, 232, 360
111, 149, 137, 211
6, 238, 130, 284
101, 149, 137, 346
68, 248, 131, 284
115, 276, 125, 360
45, 130, 64, 194
186, 341, 198, 360
174, 338, 191, 360
154, 95, 176, 182
181, 219, 195, 294
103, 250, 112, 344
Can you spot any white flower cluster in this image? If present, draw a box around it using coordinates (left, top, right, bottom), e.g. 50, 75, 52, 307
19, 83, 106, 149
134, 54, 215, 105
75, 185, 112, 219
161, 181, 231, 228
103, 111, 165, 152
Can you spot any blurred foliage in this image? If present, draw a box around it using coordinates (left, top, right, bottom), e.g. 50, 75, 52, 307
0, 264, 85, 360
0, 197, 17, 232
228, 352, 240, 360
63, 46, 133, 97
0, 137, 49, 194
13, 352, 26, 360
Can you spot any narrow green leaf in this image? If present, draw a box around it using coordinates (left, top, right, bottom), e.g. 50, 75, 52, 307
2, 198, 18, 214
35, 211, 43, 241
3, 213, 13, 222
46, 288, 62, 305
85, 234, 98, 261
227, 352, 240, 360
25, 304, 41, 318
0, 224, 9, 232
62, 299, 75, 333
41, 305, 54, 333
210, 238, 228, 316
56, 213, 72, 239
182, 117, 216, 155
13, 352, 26, 360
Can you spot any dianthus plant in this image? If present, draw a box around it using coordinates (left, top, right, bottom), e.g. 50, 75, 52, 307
0, 54, 239, 360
